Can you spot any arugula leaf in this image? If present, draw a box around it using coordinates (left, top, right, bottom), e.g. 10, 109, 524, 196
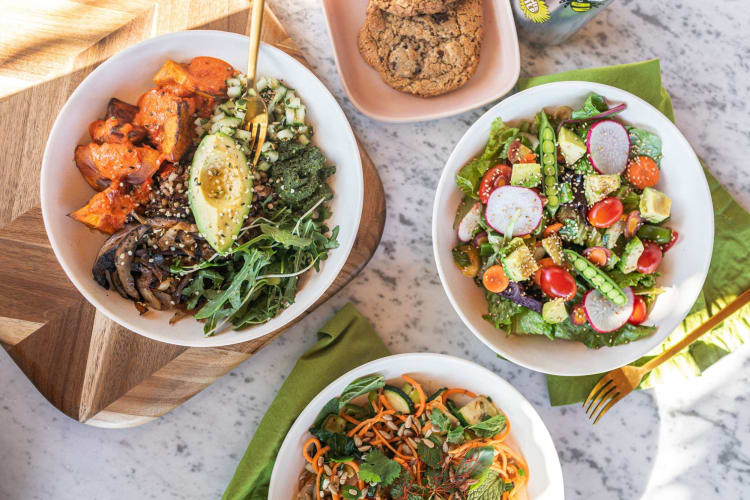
468, 414, 507, 438
429, 408, 450, 433
456, 446, 494, 479
446, 425, 465, 444
571, 92, 608, 120
628, 127, 663, 165
416, 438, 443, 469
260, 224, 312, 247
358, 449, 402, 486
339, 375, 385, 409
194, 250, 271, 322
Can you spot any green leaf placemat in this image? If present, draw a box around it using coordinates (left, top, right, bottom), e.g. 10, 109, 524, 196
222, 304, 390, 499
519, 59, 750, 406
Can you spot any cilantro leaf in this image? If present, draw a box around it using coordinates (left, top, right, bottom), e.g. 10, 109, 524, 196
469, 414, 507, 438
358, 449, 402, 486
429, 408, 450, 433
417, 439, 443, 469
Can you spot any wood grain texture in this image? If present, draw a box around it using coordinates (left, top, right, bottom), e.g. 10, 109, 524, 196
0, 1, 386, 427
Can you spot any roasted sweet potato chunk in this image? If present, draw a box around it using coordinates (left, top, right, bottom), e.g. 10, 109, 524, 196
135, 88, 196, 161
106, 98, 140, 123
70, 181, 151, 234
75, 143, 162, 191
153, 56, 236, 97
89, 117, 147, 145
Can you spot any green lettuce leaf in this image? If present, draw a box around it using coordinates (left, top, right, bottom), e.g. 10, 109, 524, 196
628, 127, 663, 165
571, 92, 609, 120
455, 118, 519, 198
483, 291, 524, 329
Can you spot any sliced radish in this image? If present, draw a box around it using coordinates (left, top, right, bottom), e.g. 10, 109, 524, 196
583, 286, 635, 333
457, 202, 482, 242
586, 120, 630, 175
485, 186, 543, 237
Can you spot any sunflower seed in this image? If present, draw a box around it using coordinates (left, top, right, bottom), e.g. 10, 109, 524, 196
381, 414, 393, 421
357, 445, 371, 452
386, 421, 399, 431
422, 438, 435, 448
353, 435, 363, 447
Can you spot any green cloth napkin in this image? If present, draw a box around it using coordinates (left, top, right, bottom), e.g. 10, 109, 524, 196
519, 60, 750, 406
222, 304, 390, 500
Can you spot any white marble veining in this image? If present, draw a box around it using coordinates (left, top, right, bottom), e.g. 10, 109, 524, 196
2, 1, 749, 499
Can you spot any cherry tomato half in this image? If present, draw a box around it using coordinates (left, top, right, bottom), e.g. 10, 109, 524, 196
539, 265, 577, 301
637, 243, 663, 274
478, 165, 512, 204
661, 230, 679, 253
628, 295, 648, 325
587, 197, 624, 229
533, 257, 556, 287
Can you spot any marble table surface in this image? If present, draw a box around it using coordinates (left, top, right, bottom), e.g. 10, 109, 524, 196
2, 1, 749, 499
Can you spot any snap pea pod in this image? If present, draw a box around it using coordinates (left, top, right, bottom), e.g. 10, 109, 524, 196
637, 224, 672, 244
563, 249, 627, 306
537, 110, 560, 215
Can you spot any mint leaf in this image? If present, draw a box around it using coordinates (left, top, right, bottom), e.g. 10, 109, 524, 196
338, 375, 385, 410
417, 439, 443, 469
358, 449, 402, 486
469, 414, 507, 438
429, 408, 450, 433
467, 470, 514, 500
446, 425, 465, 444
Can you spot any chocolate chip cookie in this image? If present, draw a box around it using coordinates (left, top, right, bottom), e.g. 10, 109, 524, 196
357, 0, 483, 97
372, 0, 457, 17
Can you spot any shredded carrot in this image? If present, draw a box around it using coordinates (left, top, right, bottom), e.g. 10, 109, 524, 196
315, 466, 324, 500
402, 375, 426, 417
441, 388, 477, 402
303, 437, 322, 470
311, 445, 330, 473
372, 427, 409, 459
339, 413, 361, 426
379, 394, 395, 413
543, 222, 563, 237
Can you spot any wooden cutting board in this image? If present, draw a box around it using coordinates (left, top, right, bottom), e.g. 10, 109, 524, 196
0, 1, 386, 428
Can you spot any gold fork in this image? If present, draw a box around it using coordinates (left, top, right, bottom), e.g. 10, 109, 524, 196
242, 0, 268, 167
584, 287, 750, 423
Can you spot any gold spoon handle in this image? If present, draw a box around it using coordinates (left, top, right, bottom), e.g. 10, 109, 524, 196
641, 287, 750, 372
246, 0, 265, 86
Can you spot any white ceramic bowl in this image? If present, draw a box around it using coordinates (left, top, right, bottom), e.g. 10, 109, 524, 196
40, 31, 363, 347
433, 82, 713, 376
270, 353, 564, 499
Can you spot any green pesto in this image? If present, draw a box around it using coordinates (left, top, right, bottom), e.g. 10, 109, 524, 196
270, 141, 335, 213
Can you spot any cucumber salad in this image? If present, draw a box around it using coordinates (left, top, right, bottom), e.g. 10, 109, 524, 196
452, 93, 676, 348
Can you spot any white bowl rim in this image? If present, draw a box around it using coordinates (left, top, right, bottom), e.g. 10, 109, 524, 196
269, 352, 564, 498
432, 80, 714, 375
40, 30, 363, 347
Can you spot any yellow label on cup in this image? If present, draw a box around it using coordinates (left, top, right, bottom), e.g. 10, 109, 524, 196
518, 0, 551, 23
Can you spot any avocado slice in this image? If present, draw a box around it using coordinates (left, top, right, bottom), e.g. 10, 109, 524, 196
584, 174, 621, 206
542, 299, 568, 324
558, 127, 587, 165
618, 235, 645, 274
639, 187, 671, 223
188, 133, 253, 253
510, 163, 542, 188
